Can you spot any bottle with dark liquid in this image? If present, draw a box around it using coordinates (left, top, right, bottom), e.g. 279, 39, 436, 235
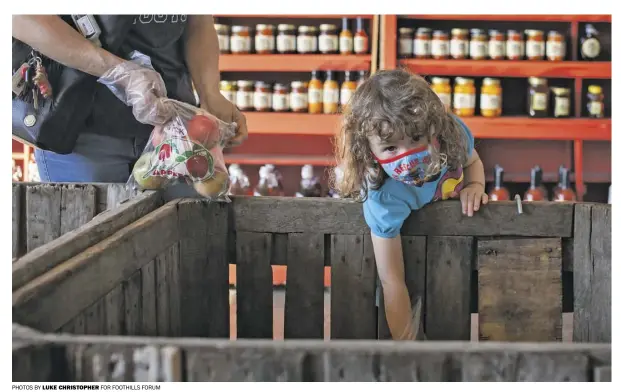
296, 164, 322, 197
254, 165, 280, 197
524, 165, 546, 201
553, 166, 577, 202
228, 164, 252, 196
489, 164, 510, 201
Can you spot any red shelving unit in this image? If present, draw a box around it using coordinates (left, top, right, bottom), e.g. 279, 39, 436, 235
403, 14, 612, 23
220, 54, 372, 72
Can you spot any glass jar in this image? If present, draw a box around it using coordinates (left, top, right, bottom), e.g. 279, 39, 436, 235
340, 70, 357, 110
309, 26, 319, 53
357, 70, 368, 89
319, 24, 339, 54
525, 29, 545, 60
551, 87, 571, 118
431, 30, 449, 60
272, 83, 290, 112
453, 77, 476, 117
581, 24, 601, 61
308, 70, 324, 114
277, 24, 297, 54
398, 27, 414, 58
506, 30, 524, 60
469, 29, 488, 60
219, 80, 236, 103
297, 26, 316, 54
340, 18, 354, 55
290, 81, 308, 113
431, 77, 451, 110
354, 17, 369, 54
323, 70, 340, 114
587, 85, 604, 118
528, 77, 549, 117
480, 77, 502, 117
255, 24, 275, 54
414, 27, 431, 59
488, 30, 505, 60
450, 28, 469, 59
230, 26, 251, 54
236, 80, 254, 111
546, 31, 566, 61
254, 81, 272, 112
215, 24, 230, 54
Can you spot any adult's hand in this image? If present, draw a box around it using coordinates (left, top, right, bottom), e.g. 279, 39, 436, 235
200, 92, 248, 147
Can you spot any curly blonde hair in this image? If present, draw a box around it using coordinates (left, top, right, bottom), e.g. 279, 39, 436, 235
332, 69, 470, 201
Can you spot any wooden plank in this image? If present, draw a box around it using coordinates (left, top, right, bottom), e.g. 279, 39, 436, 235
236, 231, 273, 339
96, 183, 134, 214
425, 236, 473, 340
25, 184, 62, 252
593, 366, 611, 382
12, 341, 57, 382
13, 190, 162, 291
12, 183, 22, 258
124, 270, 143, 336
167, 243, 182, 337
284, 233, 325, 339
330, 234, 377, 339
155, 248, 171, 337
377, 351, 449, 381
59, 184, 97, 235
478, 238, 563, 342
232, 198, 573, 237
573, 204, 612, 343
12, 201, 180, 333
140, 260, 157, 336
84, 297, 107, 335
177, 200, 229, 338
104, 285, 125, 336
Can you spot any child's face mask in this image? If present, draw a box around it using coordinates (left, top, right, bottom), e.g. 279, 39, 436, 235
375, 144, 435, 186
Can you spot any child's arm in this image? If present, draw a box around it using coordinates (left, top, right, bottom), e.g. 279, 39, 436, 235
460, 148, 488, 216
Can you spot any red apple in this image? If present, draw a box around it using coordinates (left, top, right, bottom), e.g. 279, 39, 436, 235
187, 114, 220, 149
185, 153, 214, 181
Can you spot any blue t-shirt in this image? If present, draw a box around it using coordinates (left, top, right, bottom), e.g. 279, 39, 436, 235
363, 116, 475, 238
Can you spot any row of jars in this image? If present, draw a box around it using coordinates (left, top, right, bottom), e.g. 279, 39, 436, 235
528, 78, 605, 118
216, 18, 369, 55
399, 28, 567, 61
220, 70, 368, 114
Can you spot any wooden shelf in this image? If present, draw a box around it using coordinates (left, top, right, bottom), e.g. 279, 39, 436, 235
215, 14, 374, 19
402, 15, 612, 23
220, 54, 372, 72
242, 112, 341, 136
400, 59, 611, 79
465, 117, 611, 141
225, 154, 335, 166
12, 152, 25, 160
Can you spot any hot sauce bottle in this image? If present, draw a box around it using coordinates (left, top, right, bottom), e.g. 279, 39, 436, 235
524, 165, 546, 201
264, 164, 285, 196
228, 164, 252, 196
295, 164, 322, 197
553, 166, 577, 202
489, 164, 510, 201
552, 164, 565, 197
254, 165, 279, 196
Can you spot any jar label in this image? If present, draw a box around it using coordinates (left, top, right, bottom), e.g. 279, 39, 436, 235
488, 41, 506, 59
532, 92, 547, 111
588, 101, 603, 116
319, 34, 338, 53
220, 90, 235, 103
218, 34, 229, 52
272, 93, 290, 111
506, 41, 524, 58
354, 36, 368, 53
340, 36, 353, 53
554, 96, 570, 116
255, 35, 275, 52
309, 87, 323, 104
277, 34, 296, 52
399, 38, 413, 56
436, 92, 452, 108
414, 39, 430, 56
297, 36, 314, 53
323, 87, 339, 105
254, 91, 272, 110
236, 91, 254, 110
431, 40, 449, 57
453, 93, 475, 109
340, 88, 355, 106
470, 41, 488, 59
581, 38, 601, 59
546, 41, 566, 60
230, 36, 250, 53
450, 39, 468, 58
290, 92, 308, 110
480, 93, 501, 110
526, 40, 544, 58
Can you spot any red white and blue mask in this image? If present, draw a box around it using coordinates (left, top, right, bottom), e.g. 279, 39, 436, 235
375, 144, 438, 186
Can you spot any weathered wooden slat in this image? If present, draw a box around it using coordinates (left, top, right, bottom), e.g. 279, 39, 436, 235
167, 243, 182, 337
95, 183, 135, 214
12, 201, 180, 333
13, 190, 162, 291
331, 234, 377, 339
232, 198, 573, 237
12, 340, 58, 382
478, 238, 563, 342
26, 184, 62, 252
156, 248, 171, 337
284, 233, 325, 339
59, 185, 97, 236
84, 297, 107, 335
573, 204, 612, 343
593, 366, 611, 382
177, 200, 229, 338
12, 183, 22, 258
236, 231, 273, 339
425, 236, 473, 340
104, 285, 125, 336
124, 270, 143, 336
140, 260, 157, 337
377, 351, 449, 381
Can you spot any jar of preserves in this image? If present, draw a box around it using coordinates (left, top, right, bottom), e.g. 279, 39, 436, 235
488, 30, 505, 60
340, 70, 357, 110
506, 30, 524, 60
357, 70, 368, 88
581, 24, 601, 61
587, 85, 604, 118
354, 17, 369, 54
272, 83, 290, 112
414, 27, 431, 58
215, 24, 230, 54
290, 81, 308, 113
340, 18, 354, 55
309, 26, 319, 53
546, 31, 566, 61
236, 80, 254, 111
480, 77, 502, 117
254, 81, 272, 112
469, 29, 488, 60
528, 77, 549, 117
398, 27, 414, 58
450, 28, 469, 59
318, 24, 339, 54
277, 24, 297, 54
297, 26, 316, 54
323, 70, 340, 114
255, 24, 275, 54
219, 80, 236, 103
308, 70, 324, 114
489, 164, 510, 201
431, 77, 451, 110
230, 26, 251, 54
453, 77, 476, 117
551, 87, 571, 118
525, 29, 545, 60
431, 30, 449, 60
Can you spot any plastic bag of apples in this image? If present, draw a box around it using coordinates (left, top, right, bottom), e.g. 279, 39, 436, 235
98, 51, 236, 201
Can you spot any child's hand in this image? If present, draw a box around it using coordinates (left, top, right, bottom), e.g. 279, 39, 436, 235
450, 182, 489, 217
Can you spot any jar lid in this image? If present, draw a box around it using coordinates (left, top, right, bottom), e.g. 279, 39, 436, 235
231, 25, 250, 33
237, 80, 255, 87
399, 27, 414, 34
432, 30, 448, 36
431, 77, 450, 84
588, 85, 603, 94
551, 87, 571, 95
547, 30, 563, 37
291, 81, 307, 88
528, 77, 548, 86
219, 80, 234, 88
451, 28, 469, 35
416, 27, 431, 33
214, 24, 229, 32
482, 77, 501, 86
298, 25, 311, 33
455, 77, 474, 85
525, 29, 544, 36
273, 82, 289, 90
489, 29, 504, 36
507, 29, 522, 35
255, 81, 272, 89
319, 24, 338, 31
256, 24, 274, 30
277, 24, 296, 31
470, 28, 486, 36
308, 26, 318, 32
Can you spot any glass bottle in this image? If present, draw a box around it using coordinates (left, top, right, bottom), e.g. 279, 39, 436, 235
308, 70, 324, 114
489, 164, 510, 201
339, 17, 354, 55
353, 17, 369, 54
553, 166, 577, 202
295, 164, 322, 197
524, 165, 546, 201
